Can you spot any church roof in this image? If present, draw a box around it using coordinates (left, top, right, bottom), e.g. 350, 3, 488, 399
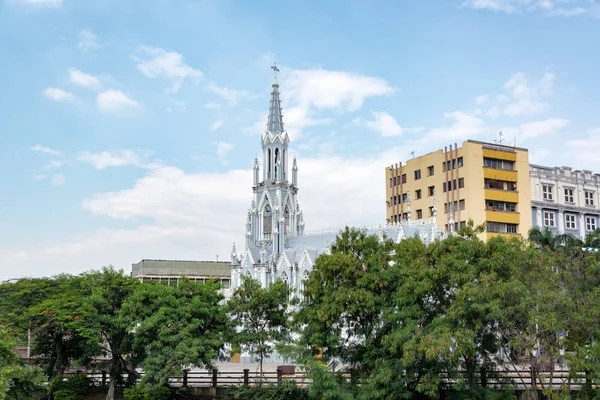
284, 220, 442, 256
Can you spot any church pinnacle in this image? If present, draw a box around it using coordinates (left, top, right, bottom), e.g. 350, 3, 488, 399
266, 63, 284, 135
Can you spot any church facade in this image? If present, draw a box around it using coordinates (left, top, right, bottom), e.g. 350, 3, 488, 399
230, 66, 447, 294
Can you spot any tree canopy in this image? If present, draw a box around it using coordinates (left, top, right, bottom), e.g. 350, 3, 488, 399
3, 226, 600, 400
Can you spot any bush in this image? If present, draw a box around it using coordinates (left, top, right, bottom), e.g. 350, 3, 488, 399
124, 386, 147, 400
48, 373, 91, 400
66, 373, 92, 398
53, 389, 77, 400
124, 385, 172, 400
226, 381, 309, 400
148, 386, 172, 400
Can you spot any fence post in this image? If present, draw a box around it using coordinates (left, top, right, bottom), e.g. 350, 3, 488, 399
276, 367, 282, 385
480, 367, 487, 388
101, 370, 107, 386
182, 369, 188, 388
212, 368, 218, 388
243, 369, 249, 386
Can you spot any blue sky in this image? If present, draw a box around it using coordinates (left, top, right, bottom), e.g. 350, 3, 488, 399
1, 0, 599, 279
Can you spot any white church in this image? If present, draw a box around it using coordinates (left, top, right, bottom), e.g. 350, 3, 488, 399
229, 65, 447, 294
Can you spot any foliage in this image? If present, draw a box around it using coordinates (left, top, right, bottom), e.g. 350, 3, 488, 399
29, 274, 98, 378
123, 279, 230, 389
0, 277, 59, 340
295, 227, 396, 375
296, 225, 600, 399
228, 274, 292, 375
226, 381, 309, 400
53, 389, 78, 400
81, 267, 139, 400
123, 386, 147, 400
0, 325, 45, 400
123, 385, 171, 400
48, 373, 92, 400
7, 224, 600, 399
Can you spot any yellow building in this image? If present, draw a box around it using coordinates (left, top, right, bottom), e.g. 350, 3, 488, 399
385, 140, 532, 240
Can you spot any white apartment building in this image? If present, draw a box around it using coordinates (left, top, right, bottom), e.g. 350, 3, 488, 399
530, 164, 600, 239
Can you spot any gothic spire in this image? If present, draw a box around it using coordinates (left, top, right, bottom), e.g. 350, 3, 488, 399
267, 63, 284, 134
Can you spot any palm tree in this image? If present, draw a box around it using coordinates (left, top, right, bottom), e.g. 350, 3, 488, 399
527, 227, 582, 250
584, 228, 600, 248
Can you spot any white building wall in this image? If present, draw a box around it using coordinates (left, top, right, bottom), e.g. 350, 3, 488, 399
530, 164, 600, 238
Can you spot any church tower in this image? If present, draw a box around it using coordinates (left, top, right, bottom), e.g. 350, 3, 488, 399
245, 64, 304, 255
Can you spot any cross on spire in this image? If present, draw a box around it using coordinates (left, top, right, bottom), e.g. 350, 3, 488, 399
271, 62, 279, 83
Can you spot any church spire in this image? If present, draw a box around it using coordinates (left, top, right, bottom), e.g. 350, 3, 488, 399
267, 63, 284, 134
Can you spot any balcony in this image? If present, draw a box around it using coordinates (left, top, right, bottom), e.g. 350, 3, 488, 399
485, 210, 520, 224
484, 189, 519, 203
487, 231, 521, 239
483, 167, 518, 182
263, 233, 272, 240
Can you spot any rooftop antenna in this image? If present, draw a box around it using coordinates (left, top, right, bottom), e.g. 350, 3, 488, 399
494, 131, 504, 145
410, 151, 415, 158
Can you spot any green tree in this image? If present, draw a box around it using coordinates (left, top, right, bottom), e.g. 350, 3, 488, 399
583, 228, 600, 248
28, 274, 98, 378
296, 227, 396, 398
82, 267, 138, 400
527, 226, 582, 250
123, 279, 231, 389
297, 226, 534, 399
0, 325, 45, 400
0, 277, 59, 341
228, 274, 291, 375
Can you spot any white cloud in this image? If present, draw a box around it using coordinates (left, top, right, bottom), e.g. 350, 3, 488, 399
77, 150, 148, 169
518, 117, 569, 140
97, 90, 140, 113
0, 149, 393, 279
566, 128, 600, 168
44, 159, 67, 169
503, 72, 555, 116
51, 174, 66, 186
205, 102, 221, 109
133, 47, 203, 92
357, 111, 411, 137
425, 110, 486, 141
214, 142, 234, 163
30, 145, 62, 157
462, 0, 589, 16
283, 68, 395, 112
475, 94, 489, 105
33, 174, 46, 181
211, 120, 224, 131
207, 82, 252, 105
529, 148, 551, 165
68, 68, 102, 90
245, 67, 394, 140
43, 87, 74, 103
78, 30, 99, 53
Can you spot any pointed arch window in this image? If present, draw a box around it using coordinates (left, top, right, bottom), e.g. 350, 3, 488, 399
282, 149, 286, 180
274, 148, 280, 180
267, 149, 272, 179
263, 204, 272, 237
281, 272, 290, 294
284, 204, 290, 234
